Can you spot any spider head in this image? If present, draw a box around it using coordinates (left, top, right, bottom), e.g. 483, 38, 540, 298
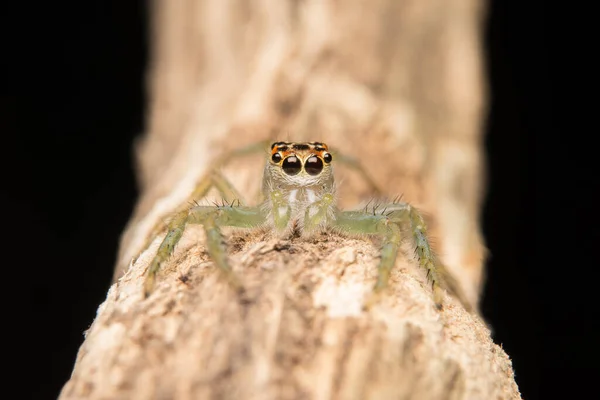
267, 141, 333, 187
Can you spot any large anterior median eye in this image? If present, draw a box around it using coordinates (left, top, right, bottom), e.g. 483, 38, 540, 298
305, 156, 323, 175
282, 156, 302, 175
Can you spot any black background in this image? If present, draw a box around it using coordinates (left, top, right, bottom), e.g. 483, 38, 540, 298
3, 1, 553, 399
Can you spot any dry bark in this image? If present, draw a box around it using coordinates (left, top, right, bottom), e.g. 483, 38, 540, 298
60, 1, 521, 399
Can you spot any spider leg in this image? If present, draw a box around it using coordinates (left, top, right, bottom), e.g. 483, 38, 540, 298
303, 193, 335, 233
137, 140, 271, 258
332, 203, 449, 309
332, 210, 402, 298
190, 170, 245, 206
397, 205, 472, 311
190, 138, 272, 204
144, 204, 267, 297
136, 170, 247, 265
269, 190, 292, 231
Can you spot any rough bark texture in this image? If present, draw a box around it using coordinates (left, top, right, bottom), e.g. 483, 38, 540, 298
60, 1, 521, 399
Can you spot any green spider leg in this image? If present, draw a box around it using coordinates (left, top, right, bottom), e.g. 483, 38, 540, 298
331, 202, 448, 308
279, 195, 444, 306
304, 193, 335, 232
144, 187, 304, 297
138, 140, 271, 254
135, 170, 247, 266
269, 190, 292, 230
144, 204, 267, 297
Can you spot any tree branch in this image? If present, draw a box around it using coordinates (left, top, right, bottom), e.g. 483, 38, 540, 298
60, 1, 521, 398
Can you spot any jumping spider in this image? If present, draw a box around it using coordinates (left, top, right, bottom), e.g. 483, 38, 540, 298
143, 141, 458, 309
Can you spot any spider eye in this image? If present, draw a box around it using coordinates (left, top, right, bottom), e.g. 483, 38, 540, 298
323, 153, 332, 164
305, 156, 324, 176
271, 153, 282, 163
282, 156, 301, 175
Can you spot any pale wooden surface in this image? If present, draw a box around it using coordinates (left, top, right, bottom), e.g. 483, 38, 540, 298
60, 1, 520, 398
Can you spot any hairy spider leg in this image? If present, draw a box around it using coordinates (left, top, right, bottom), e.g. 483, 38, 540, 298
191, 170, 247, 206
144, 204, 267, 297
135, 170, 247, 266
269, 190, 292, 230
304, 193, 335, 231
331, 202, 446, 308
136, 140, 290, 264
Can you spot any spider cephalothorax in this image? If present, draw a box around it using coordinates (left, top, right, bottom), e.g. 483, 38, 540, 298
143, 140, 455, 309
263, 142, 336, 233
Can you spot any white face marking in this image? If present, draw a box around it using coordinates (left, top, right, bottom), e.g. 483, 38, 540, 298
307, 203, 319, 219
278, 206, 288, 218
287, 189, 298, 203
306, 189, 316, 203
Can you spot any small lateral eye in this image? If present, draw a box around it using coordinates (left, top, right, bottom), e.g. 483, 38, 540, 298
305, 156, 324, 176
282, 156, 302, 175
323, 153, 332, 163
271, 153, 282, 163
